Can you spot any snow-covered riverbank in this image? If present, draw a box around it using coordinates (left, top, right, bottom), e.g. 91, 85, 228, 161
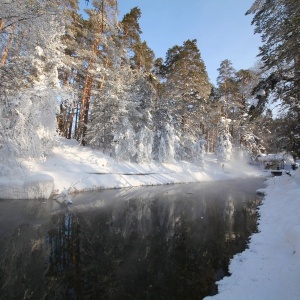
0, 137, 261, 199
205, 171, 300, 300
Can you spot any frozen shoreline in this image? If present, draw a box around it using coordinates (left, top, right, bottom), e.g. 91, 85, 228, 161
205, 172, 300, 300
0, 138, 263, 199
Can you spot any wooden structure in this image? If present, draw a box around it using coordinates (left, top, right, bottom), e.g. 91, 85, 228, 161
257, 153, 290, 170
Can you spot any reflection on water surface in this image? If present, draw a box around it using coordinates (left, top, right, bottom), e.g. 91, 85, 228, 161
0, 178, 263, 299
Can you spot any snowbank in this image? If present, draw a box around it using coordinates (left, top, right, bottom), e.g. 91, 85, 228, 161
204, 171, 300, 300
0, 174, 53, 199
0, 138, 261, 199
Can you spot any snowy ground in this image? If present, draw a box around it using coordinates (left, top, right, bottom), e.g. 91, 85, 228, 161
205, 171, 300, 300
0, 137, 261, 199
1, 137, 299, 299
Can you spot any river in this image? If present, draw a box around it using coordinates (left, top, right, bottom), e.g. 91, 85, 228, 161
0, 178, 264, 299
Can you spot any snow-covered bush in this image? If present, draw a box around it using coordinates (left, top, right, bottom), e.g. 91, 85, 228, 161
156, 123, 177, 162
112, 117, 137, 161
152, 109, 178, 162
176, 133, 198, 161
215, 117, 232, 163
194, 138, 206, 168
240, 130, 264, 158
136, 126, 154, 163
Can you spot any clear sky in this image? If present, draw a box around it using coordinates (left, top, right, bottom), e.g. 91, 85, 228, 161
80, 0, 261, 86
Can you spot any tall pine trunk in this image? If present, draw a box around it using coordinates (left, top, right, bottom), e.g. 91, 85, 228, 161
77, 2, 105, 145
1, 25, 15, 66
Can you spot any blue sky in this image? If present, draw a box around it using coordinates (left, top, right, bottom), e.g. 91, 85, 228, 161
80, 0, 261, 85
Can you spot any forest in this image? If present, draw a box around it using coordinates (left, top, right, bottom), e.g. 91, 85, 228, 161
0, 0, 299, 168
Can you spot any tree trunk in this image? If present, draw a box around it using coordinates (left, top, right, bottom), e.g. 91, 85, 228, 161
77, 5, 105, 145
1, 25, 15, 66
67, 104, 75, 139
78, 70, 93, 145
0, 19, 4, 32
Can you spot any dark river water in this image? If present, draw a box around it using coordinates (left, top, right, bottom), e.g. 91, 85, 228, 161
0, 178, 264, 300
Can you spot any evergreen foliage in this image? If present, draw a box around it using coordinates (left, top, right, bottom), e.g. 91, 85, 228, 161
247, 0, 300, 157
159, 39, 211, 161
2, 0, 292, 169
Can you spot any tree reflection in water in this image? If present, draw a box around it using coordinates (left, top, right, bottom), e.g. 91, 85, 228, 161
0, 178, 264, 299
45, 212, 81, 299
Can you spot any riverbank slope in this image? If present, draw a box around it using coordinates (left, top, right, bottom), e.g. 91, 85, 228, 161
0, 137, 261, 199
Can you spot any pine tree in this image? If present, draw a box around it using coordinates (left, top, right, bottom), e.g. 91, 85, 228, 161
111, 69, 155, 162
203, 90, 220, 153
216, 60, 262, 156
132, 40, 155, 72
87, 61, 130, 153
194, 138, 206, 168
247, 0, 300, 156
161, 39, 211, 160
120, 7, 155, 72
76, 0, 119, 145
216, 59, 237, 119
247, 0, 300, 93
56, 1, 82, 139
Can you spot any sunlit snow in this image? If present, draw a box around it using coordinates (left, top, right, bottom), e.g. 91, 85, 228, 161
3, 137, 259, 197
205, 173, 300, 300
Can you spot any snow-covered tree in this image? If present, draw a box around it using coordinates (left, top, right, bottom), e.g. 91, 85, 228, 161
113, 116, 137, 161
193, 138, 206, 168
215, 117, 232, 163
0, 0, 66, 163
217, 60, 236, 114
86, 40, 129, 152
136, 123, 153, 163
160, 39, 211, 160
75, 0, 119, 145
247, 0, 300, 156
152, 109, 177, 162
56, 1, 82, 139
90, 66, 154, 162
127, 72, 155, 162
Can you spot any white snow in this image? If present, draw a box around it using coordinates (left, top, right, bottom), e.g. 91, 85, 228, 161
5, 137, 258, 197
0, 137, 300, 299
0, 137, 258, 199
205, 172, 300, 300
0, 174, 53, 199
